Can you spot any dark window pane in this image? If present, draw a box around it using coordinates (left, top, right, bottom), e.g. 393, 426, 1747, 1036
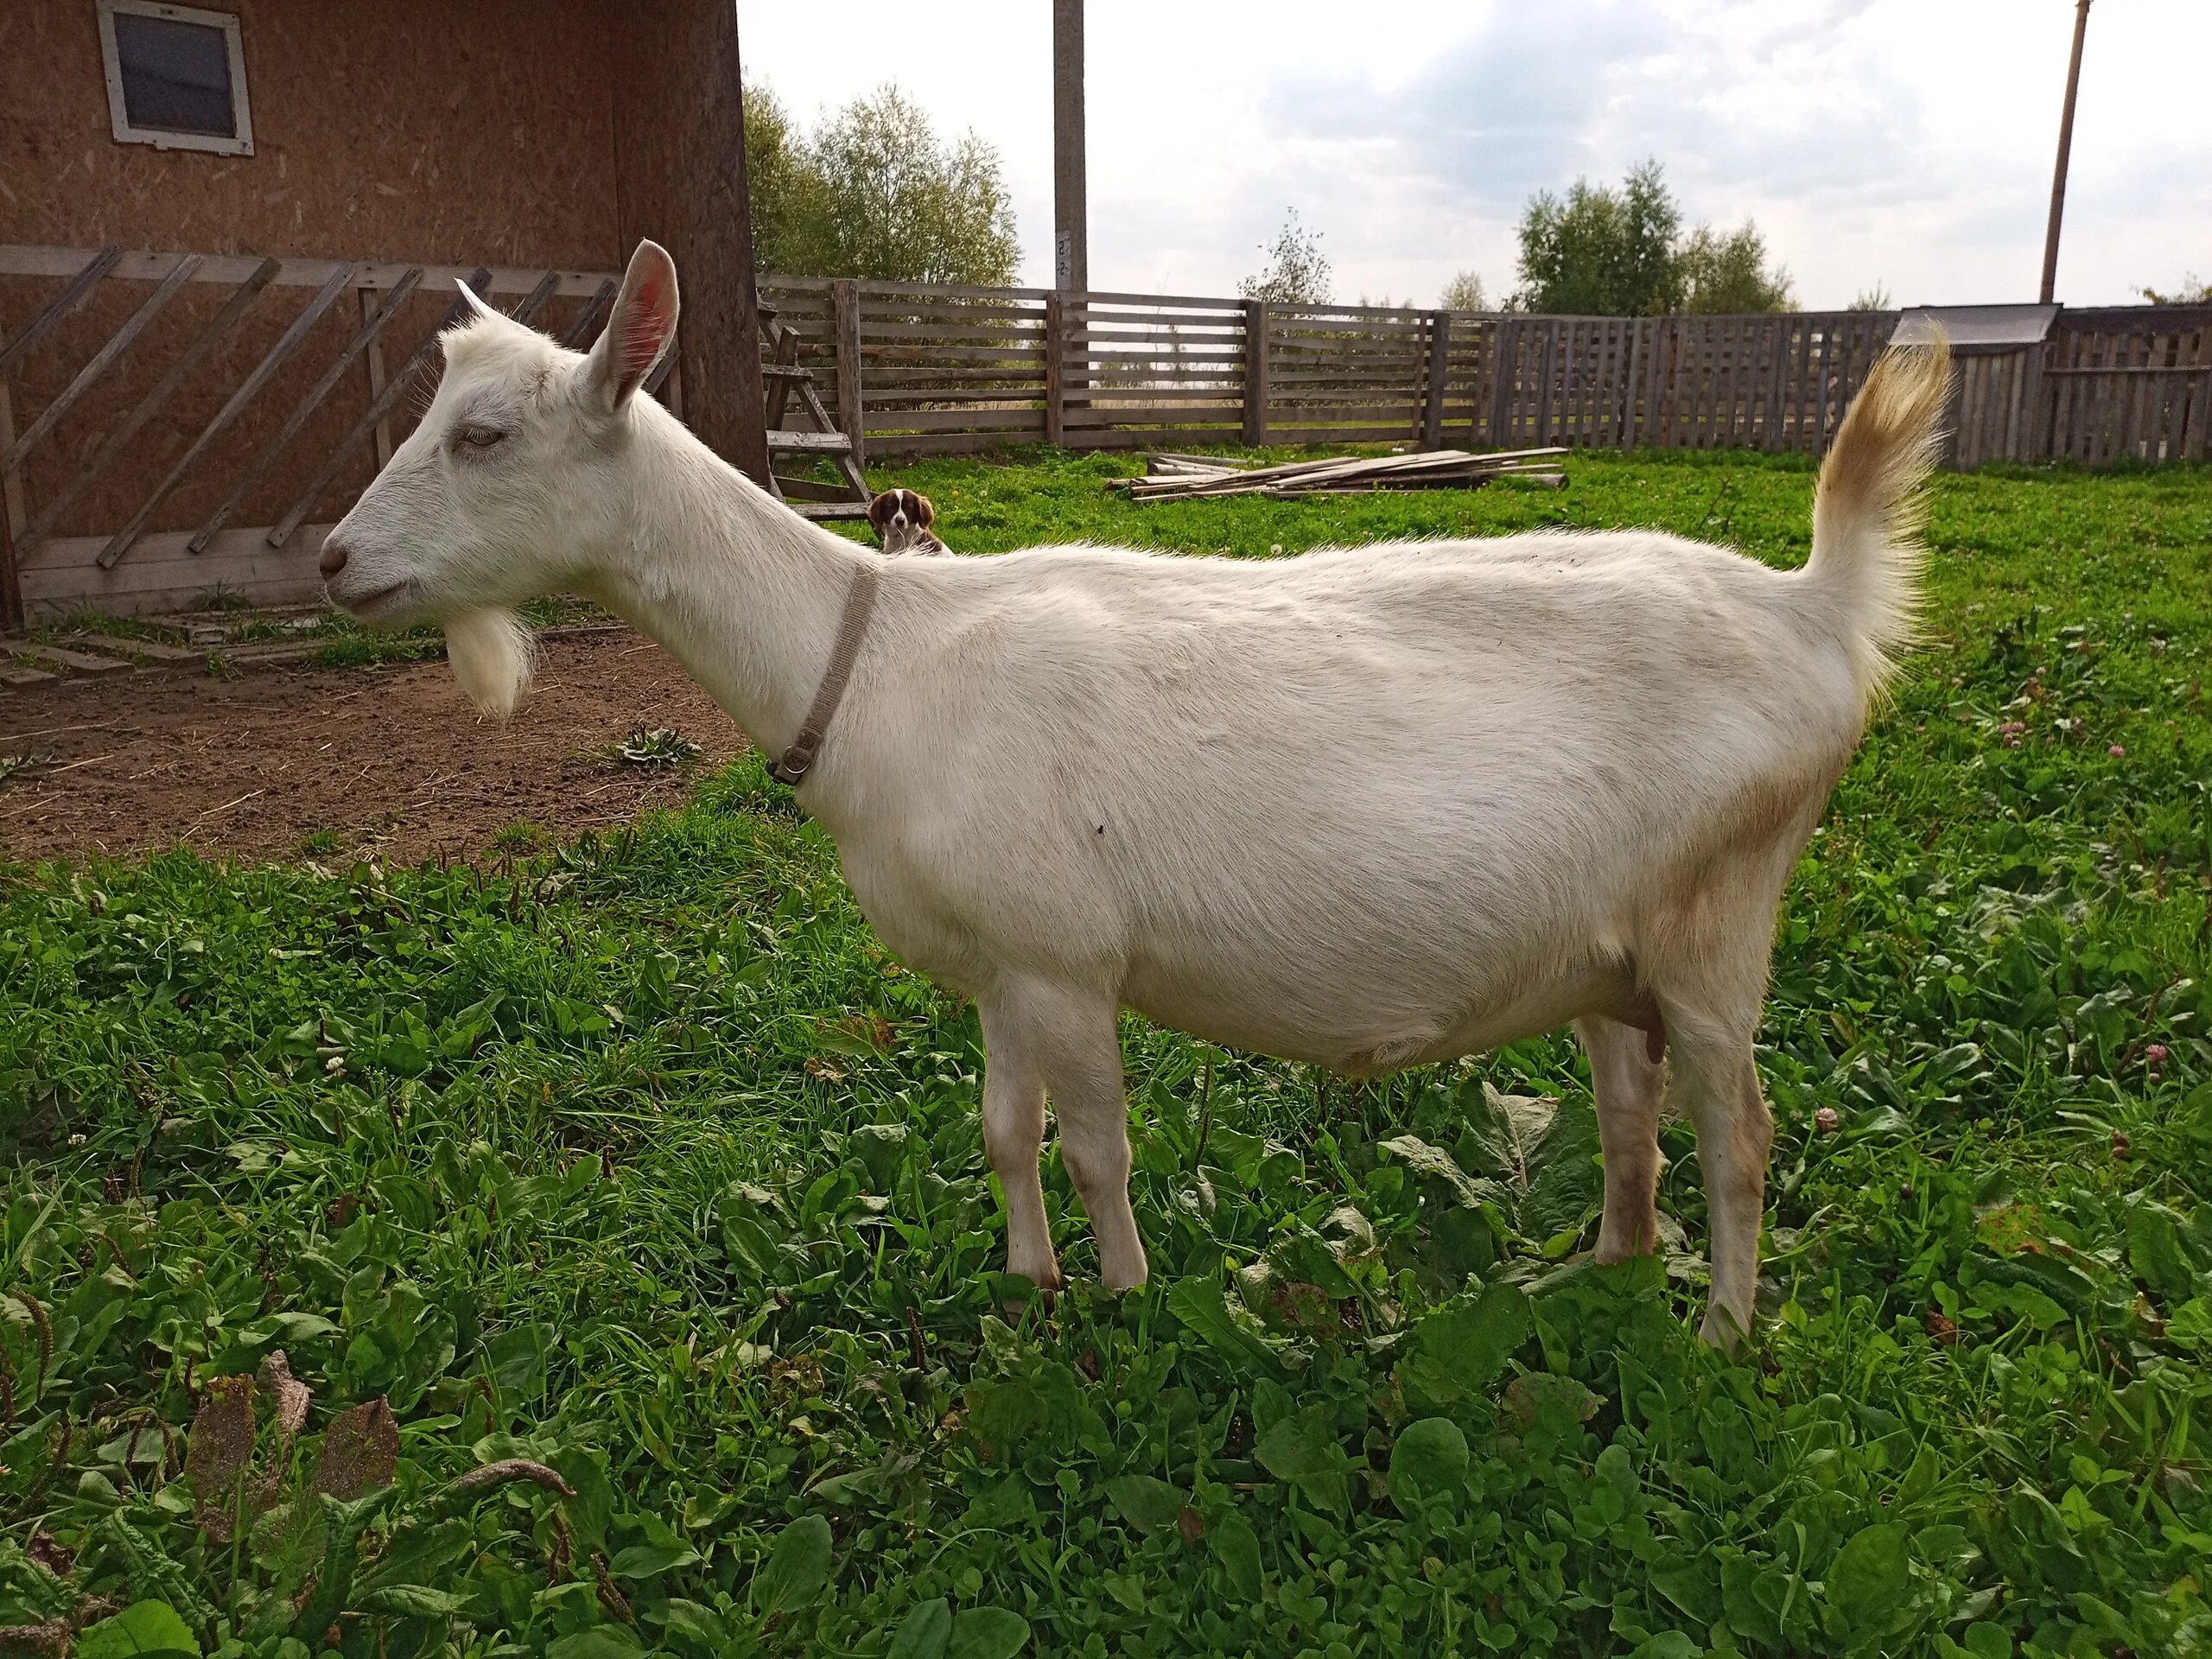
113, 13, 236, 137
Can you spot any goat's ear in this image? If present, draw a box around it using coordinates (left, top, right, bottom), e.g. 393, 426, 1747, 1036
456, 280, 499, 322
585, 240, 680, 413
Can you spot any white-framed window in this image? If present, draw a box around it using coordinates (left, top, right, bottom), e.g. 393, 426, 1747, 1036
97, 0, 253, 157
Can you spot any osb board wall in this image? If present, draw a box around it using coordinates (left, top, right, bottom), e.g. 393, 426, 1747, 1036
0, 0, 734, 616
608, 0, 764, 476
0, 0, 621, 268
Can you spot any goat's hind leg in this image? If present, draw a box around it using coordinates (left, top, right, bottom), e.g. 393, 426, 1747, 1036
1575, 1014, 1667, 1264
1669, 1023, 1772, 1349
1650, 937, 1780, 1349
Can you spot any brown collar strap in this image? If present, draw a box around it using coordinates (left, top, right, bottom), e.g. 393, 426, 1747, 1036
769, 561, 880, 786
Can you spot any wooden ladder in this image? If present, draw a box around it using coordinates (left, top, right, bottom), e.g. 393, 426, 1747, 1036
760, 302, 870, 520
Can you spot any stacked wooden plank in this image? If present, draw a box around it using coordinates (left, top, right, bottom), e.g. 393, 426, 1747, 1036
1108, 447, 1567, 502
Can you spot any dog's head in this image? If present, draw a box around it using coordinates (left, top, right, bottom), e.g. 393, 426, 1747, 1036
867, 488, 938, 554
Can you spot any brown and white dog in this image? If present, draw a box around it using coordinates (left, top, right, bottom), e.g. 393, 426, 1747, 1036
867, 488, 946, 556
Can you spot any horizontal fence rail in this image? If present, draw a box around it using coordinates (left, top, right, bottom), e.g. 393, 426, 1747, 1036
4, 241, 2209, 622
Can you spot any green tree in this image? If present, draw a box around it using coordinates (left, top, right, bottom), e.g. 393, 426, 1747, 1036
1239, 209, 1332, 305
1512, 162, 1796, 315
1849, 283, 1894, 312
1512, 160, 1681, 315
2139, 274, 2211, 304
743, 80, 809, 277
1677, 221, 1795, 314
1439, 270, 1489, 312
743, 82, 1019, 285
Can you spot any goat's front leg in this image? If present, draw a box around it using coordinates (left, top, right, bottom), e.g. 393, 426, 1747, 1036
983, 978, 1147, 1291
977, 991, 1059, 1290
1042, 999, 1147, 1291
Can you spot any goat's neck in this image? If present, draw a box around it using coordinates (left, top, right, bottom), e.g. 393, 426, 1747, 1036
585, 404, 867, 761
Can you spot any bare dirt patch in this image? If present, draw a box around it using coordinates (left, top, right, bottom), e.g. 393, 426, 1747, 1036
0, 629, 747, 866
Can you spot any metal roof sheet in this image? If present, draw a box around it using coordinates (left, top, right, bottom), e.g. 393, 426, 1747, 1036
1891, 303, 2058, 353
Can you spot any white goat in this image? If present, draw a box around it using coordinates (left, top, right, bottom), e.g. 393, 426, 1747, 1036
321, 243, 1948, 1345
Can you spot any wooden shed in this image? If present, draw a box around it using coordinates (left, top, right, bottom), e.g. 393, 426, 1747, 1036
0, 0, 767, 625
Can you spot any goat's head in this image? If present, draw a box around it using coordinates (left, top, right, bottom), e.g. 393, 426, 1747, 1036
321, 240, 681, 715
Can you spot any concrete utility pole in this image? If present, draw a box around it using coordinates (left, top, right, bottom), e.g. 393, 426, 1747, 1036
2038, 0, 2093, 305
1053, 0, 1087, 291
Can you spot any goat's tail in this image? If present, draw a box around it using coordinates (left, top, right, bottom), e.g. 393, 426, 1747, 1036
1804, 332, 1950, 699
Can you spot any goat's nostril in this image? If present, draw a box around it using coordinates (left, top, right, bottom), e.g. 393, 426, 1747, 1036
318, 539, 350, 579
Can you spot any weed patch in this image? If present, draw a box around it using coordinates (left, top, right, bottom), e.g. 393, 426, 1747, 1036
3, 452, 2209, 1656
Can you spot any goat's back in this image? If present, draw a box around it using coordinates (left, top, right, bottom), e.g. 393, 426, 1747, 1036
867, 528, 1867, 802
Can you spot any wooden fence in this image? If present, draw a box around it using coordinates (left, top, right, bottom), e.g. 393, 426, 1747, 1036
762, 277, 2212, 469
4, 240, 2209, 622
1998, 304, 2212, 470
0, 244, 632, 626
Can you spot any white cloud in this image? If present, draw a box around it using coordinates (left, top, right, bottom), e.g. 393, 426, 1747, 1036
736, 0, 2212, 308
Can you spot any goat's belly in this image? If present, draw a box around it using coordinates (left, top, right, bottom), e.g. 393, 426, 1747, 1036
1119, 950, 1634, 1075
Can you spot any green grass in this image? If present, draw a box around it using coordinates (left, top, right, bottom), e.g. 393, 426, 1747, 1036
4, 448, 2212, 1659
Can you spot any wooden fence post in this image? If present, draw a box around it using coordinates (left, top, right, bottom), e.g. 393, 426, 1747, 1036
1421, 310, 1450, 449
0, 499, 21, 633
1486, 320, 1517, 448
2020, 337, 2052, 462
830, 278, 866, 469
1534, 325, 1558, 446
361, 289, 395, 470
1044, 293, 1067, 447
0, 364, 24, 632
1243, 300, 1270, 447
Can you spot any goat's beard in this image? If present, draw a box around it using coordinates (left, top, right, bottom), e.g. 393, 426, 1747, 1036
444, 607, 535, 719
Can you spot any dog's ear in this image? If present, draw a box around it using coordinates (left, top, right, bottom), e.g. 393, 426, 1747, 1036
912, 492, 934, 529
867, 492, 893, 532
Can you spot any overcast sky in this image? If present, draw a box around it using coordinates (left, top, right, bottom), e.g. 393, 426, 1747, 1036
737, 0, 2211, 309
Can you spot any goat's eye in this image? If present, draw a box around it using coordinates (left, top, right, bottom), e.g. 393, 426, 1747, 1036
455, 423, 507, 452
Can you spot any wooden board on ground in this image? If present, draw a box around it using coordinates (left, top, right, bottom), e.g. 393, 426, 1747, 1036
1108, 447, 1567, 501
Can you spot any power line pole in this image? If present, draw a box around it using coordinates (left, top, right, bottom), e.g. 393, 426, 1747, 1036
1053, 0, 1087, 291
2038, 0, 2092, 305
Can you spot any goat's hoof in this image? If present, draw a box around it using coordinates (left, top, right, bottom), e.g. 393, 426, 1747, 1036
1098, 1245, 1150, 1294
1592, 1226, 1662, 1267
998, 1263, 1060, 1324
1697, 1307, 1751, 1352
1000, 1287, 1057, 1325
